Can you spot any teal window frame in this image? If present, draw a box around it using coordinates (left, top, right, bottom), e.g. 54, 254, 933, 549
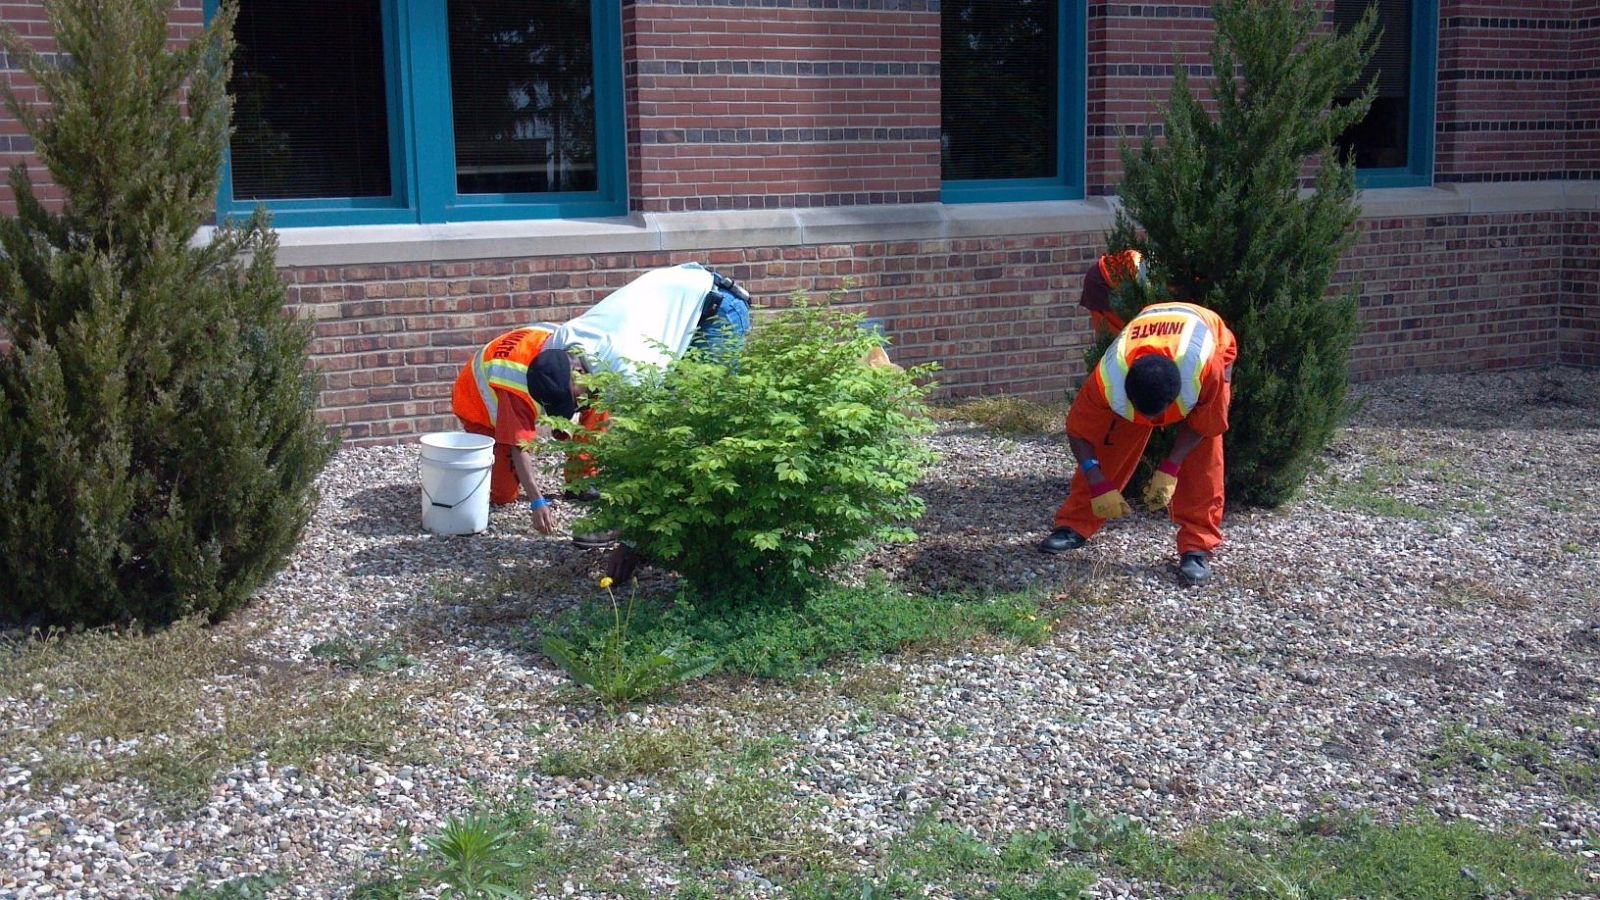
207, 0, 627, 227
1353, 0, 1437, 189
940, 0, 1086, 204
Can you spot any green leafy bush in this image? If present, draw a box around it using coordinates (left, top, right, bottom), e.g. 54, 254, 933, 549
0, 0, 334, 626
1105, 0, 1376, 507
572, 297, 936, 602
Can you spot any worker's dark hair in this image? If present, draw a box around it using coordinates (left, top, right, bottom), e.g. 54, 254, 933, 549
1124, 355, 1181, 417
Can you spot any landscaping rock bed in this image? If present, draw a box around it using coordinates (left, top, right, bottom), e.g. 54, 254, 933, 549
3, 367, 1598, 897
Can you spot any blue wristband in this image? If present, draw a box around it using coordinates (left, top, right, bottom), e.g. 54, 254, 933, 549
1082, 459, 1101, 472
529, 496, 550, 511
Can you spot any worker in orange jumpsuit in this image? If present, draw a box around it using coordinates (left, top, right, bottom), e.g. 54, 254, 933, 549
1038, 298, 1238, 586
450, 325, 601, 537
1078, 248, 1147, 336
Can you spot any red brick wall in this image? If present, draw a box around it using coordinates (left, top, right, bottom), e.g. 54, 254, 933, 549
1087, 2, 1214, 196
1572, 4, 1600, 180
1338, 211, 1567, 378
1436, 0, 1584, 182
1564, 210, 1600, 366
625, 0, 942, 211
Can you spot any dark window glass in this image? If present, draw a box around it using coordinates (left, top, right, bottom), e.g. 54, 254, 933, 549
448, 0, 598, 195
941, 0, 1059, 181
229, 0, 392, 200
1336, 0, 1412, 169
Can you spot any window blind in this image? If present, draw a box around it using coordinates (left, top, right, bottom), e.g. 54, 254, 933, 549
448, 0, 598, 195
941, 0, 1060, 182
229, 0, 392, 201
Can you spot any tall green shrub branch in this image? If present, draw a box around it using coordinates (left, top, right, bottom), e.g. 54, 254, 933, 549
0, 0, 335, 626
1106, 0, 1378, 507
574, 297, 937, 603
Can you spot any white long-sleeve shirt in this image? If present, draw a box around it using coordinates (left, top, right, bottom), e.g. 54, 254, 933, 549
548, 263, 714, 384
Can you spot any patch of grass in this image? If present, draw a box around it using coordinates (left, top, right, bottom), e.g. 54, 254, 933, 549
1427, 577, 1535, 611
537, 724, 733, 780
1100, 812, 1590, 899
1322, 446, 1498, 523
309, 638, 416, 674
174, 874, 287, 899
1428, 722, 1600, 797
356, 798, 666, 899
543, 576, 1054, 684
1323, 459, 1436, 519
930, 396, 1066, 436
814, 665, 908, 710
667, 763, 828, 872
792, 819, 1097, 899
1, 618, 432, 807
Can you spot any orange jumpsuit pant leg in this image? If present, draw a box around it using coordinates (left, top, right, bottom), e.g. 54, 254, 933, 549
1053, 409, 1152, 540
564, 407, 610, 483
1170, 432, 1225, 556
461, 419, 522, 506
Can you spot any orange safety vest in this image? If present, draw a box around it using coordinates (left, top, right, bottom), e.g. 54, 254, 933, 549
1092, 301, 1225, 427
451, 327, 557, 431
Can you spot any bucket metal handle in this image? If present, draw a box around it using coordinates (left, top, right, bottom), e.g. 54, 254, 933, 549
421, 469, 491, 510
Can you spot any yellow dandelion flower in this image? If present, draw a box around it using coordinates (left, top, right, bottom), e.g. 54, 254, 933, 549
599, 576, 614, 589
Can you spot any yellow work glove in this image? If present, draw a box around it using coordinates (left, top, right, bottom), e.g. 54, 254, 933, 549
1142, 460, 1182, 511
1089, 481, 1132, 520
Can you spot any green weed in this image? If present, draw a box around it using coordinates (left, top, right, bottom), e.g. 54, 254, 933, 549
1428, 722, 1600, 797
538, 724, 730, 780
790, 818, 1096, 899
541, 579, 717, 709
423, 815, 529, 898
1100, 812, 1588, 899
667, 764, 827, 871
543, 576, 1053, 683
309, 638, 416, 674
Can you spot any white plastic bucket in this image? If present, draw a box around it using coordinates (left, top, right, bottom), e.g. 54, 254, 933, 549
419, 432, 496, 535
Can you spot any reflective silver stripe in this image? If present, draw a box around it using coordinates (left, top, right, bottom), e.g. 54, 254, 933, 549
1097, 336, 1133, 419
471, 353, 497, 421
1173, 316, 1215, 415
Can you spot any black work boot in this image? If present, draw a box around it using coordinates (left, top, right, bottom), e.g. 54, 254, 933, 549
1038, 527, 1088, 554
562, 487, 601, 502
572, 529, 622, 549
1178, 552, 1212, 587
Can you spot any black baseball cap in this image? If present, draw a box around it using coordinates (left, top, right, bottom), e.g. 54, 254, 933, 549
527, 348, 578, 420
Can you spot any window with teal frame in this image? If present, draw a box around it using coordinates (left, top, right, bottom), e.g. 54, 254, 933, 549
208, 0, 626, 227
1334, 0, 1437, 188
940, 0, 1085, 203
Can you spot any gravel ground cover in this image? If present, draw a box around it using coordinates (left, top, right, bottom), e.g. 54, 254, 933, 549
2, 366, 1598, 897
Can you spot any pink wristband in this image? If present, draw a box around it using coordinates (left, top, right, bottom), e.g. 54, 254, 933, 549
1089, 480, 1117, 498
1158, 459, 1181, 477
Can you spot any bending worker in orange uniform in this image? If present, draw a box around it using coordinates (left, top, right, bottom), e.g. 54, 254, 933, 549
1038, 297, 1238, 586
450, 324, 593, 536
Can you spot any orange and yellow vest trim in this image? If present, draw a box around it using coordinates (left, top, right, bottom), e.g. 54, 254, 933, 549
1094, 302, 1223, 425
